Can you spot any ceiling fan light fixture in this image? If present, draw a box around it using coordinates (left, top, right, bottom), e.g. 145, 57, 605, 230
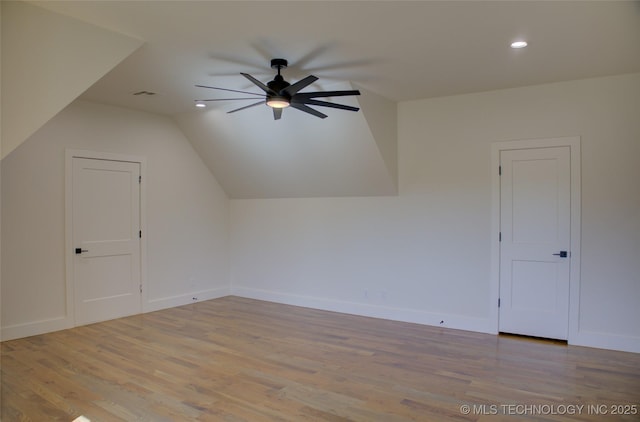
266, 96, 290, 109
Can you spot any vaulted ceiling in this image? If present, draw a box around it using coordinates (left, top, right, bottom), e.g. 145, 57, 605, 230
5, 1, 640, 198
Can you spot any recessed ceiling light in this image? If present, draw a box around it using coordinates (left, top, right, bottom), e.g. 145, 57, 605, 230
511, 41, 528, 49
195, 102, 206, 108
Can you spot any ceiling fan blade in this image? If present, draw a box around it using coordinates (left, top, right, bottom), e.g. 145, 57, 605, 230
293, 90, 361, 100
241, 73, 276, 95
283, 75, 319, 96
296, 99, 360, 112
227, 101, 265, 114
198, 97, 266, 102
290, 103, 327, 119
195, 85, 264, 97
273, 108, 283, 120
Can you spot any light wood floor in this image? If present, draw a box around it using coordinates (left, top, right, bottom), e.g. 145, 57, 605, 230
2, 297, 639, 421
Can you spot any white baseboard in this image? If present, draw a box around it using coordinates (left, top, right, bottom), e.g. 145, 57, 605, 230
1, 316, 72, 341
231, 286, 496, 335
1, 287, 232, 341
7, 287, 637, 354
570, 329, 640, 354
144, 286, 231, 313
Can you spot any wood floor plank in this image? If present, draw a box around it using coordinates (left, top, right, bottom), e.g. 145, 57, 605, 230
2, 296, 640, 421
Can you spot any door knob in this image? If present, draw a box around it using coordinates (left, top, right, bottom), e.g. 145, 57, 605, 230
75, 248, 88, 254
552, 251, 568, 258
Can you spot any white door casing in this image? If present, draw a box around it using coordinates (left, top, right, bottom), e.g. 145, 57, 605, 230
70, 155, 142, 325
499, 147, 571, 339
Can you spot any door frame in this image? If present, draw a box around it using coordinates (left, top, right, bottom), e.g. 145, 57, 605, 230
65, 149, 147, 325
490, 137, 581, 342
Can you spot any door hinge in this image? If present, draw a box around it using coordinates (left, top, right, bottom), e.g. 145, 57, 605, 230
499, 232, 502, 242
139, 175, 142, 183
140, 284, 142, 293
498, 298, 501, 308
499, 165, 502, 176
139, 230, 142, 238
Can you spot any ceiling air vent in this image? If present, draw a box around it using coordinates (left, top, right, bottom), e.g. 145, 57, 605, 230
132, 90, 156, 96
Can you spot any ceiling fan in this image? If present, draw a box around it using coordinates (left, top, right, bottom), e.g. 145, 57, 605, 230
195, 58, 361, 120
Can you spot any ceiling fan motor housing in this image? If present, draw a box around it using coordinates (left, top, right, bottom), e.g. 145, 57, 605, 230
267, 74, 291, 94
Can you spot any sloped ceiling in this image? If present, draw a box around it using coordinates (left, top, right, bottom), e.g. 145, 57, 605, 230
8, 1, 640, 198
0, 1, 143, 158
175, 82, 397, 198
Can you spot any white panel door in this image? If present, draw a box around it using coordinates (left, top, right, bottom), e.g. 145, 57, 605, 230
73, 157, 141, 325
499, 147, 571, 340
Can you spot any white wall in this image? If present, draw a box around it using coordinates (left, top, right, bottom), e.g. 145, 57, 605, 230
1, 74, 638, 353
230, 73, 640, 352
1, 100, 230, 340
1, 6, 4, 411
